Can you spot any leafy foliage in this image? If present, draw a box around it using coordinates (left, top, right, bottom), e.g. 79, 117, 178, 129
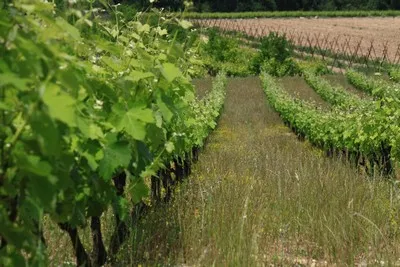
251, 33, 299, 76
0, 1, 226, 265
200, 29, 255, 76
203, 29, 239, 62
346, 69, 395, 98
261, 72, 400, 176
389, 67, 400, 82
296, 60, 332, 75
301, 68, 365, 109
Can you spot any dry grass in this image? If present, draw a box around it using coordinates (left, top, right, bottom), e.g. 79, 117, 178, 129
43, 209, 116, 266
192, 76, 213, 99
44, 76, 400, 266
323, 74, 367, 97
114, 77, 400, 266
279, 76, 330, 108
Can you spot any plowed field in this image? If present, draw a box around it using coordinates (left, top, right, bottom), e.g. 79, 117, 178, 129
195, 17, 400, 63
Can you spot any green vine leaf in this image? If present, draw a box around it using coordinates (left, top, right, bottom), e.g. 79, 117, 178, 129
42, 84, 77, 127
99, 142, 131, 180
161, 63, 182, 82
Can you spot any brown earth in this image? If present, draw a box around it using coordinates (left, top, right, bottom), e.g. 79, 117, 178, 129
194, 17, 400, 63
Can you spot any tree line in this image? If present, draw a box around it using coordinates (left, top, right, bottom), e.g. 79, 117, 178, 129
119, 0, 400, 12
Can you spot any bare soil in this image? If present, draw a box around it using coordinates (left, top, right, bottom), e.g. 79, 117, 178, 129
196, 17, 400, 63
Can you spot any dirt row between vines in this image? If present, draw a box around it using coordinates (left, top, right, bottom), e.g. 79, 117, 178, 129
116, 77, 400, 266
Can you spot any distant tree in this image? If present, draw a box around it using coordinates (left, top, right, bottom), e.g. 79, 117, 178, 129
264, 0, 278, 10
116, 0, 184, 10
391, 0, 400, 8
237, 0, 265, 11
276, 0, 300, 10
127, 0, 400, 11
154, 0, 185, 10
366, 0, 389, 9
298, 0, 321, 10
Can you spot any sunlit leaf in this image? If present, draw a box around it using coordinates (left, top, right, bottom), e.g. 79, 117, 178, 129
42, 84, 77, 127
125, 70, 154, 82
0, 73, 29, 91
116, 106, 154, 141
55, 17, 81, 40
161, 63, 182, 82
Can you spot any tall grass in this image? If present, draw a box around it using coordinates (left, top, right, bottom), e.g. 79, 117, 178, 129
44, 76, 400, 266
116, 77, 400, 265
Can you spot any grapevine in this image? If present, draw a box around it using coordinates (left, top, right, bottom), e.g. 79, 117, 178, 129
0, 1, 226, 266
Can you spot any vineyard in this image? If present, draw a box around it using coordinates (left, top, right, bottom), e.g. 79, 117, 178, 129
2, 1, 400, 266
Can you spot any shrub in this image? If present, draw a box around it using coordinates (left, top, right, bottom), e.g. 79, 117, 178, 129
251, 32, 299, 76
297, 59, 332, 75
200, 29, 256, 76
389, 67, 400, 82
202, 29, 239, 63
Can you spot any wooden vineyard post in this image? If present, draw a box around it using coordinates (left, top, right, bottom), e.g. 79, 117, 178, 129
394, 43, 400, 65
366, 40, 378, 70
314, 32, 323, 60
296, 32, 305, 59
331, 36, 341, 72
349, 38, 362, 68
319, 34, 331, 61
306, 33, 315, 59
262, 25, 267, 38
341, 36, 352, 69
381, 41, 389, 68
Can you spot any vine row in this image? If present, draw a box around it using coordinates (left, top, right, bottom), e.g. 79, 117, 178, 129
345, 69, 397, 98
301, 69, 364, 109
0, 1, 226, 266
261, 72, 400, 177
